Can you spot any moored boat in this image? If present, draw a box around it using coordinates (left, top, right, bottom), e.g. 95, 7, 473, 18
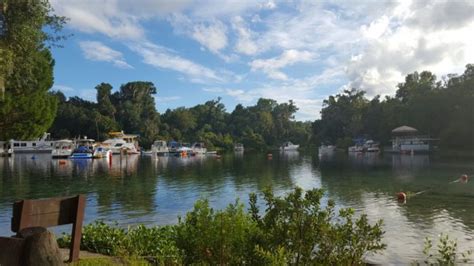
151, 140, 169, 156
234, 143, 244, 152
52, 139, 74, 158
71, 137, 95, 159
280, 141, 299, 151
103, 131, 140, 154
9, 133, 55, 154
318, 144, 336, 156
191, 142, 207, 155
93, 145, 112, 159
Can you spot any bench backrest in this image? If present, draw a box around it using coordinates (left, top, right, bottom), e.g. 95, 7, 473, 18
11, 195, 86, 262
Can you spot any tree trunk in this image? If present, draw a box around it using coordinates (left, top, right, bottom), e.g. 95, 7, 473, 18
20, 227, 64, 266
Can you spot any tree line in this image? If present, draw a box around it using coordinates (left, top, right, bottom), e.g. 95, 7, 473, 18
1, 1, 472, 152
313, 65, 474, 151
49, 85, 312, 150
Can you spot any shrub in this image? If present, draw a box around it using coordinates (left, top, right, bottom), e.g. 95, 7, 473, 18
58, 187, 386, 264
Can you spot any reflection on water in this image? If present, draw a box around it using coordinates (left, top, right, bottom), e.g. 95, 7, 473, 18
1, 152, 474, 264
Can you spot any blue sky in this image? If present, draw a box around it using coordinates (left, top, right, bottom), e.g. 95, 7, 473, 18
50, 0, 474, 120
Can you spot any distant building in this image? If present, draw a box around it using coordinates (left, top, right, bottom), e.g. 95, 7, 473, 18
391, 126, 434, 153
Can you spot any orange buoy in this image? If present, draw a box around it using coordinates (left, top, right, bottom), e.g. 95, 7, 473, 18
461, 174, 468, 183
59, 160, 66, 165
396, 192, 407, 203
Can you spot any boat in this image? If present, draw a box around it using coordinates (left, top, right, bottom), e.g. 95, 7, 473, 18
9, 133, 55, 154
191, 142, 207, 155
280, 141, 299, 151
151, 140, 169, 156
71, 137, 95, 159
167, 141, 182, 155
93, 145, 112, 159
141, 150, 154, 156
70, 146, 94, 159
364, 140, 380, 152
234, 143, 244, 152
52, 139, 74, 158
103, 131, 140, 154
318, 144, 336, 156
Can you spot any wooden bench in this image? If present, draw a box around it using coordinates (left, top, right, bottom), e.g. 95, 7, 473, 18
9, 195, 86, 262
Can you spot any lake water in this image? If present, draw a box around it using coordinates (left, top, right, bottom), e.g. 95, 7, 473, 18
1, 152, 473, 264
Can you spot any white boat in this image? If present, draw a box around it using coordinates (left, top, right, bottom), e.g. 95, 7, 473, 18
52, 139, 74, 158
141, 150, 154, 156
280, 141, 299, 151
318, 145, 336, 156
93, 145, 112, 159
364, 140, 380, 152
191, 142, 207, 155
103, 131, 140, 154
151, 140, 169, 156
9, 133, 55, 154
234, 143, 244, 152
71, 137, 95, 159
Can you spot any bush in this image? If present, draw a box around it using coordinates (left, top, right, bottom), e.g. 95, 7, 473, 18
58, 187, 386, 264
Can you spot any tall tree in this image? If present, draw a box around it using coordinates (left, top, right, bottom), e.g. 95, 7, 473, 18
115, 81, 160, 147
0, 0, 66, 139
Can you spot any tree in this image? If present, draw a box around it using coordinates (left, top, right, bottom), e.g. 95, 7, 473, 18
0, 0, 66, 140
114, 81, 160, 147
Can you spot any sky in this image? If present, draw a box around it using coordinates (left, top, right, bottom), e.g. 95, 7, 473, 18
49, 0, 474, 121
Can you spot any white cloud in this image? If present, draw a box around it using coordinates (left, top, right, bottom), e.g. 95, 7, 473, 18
346, 0, 474, 96
191, 21, 228, 53
130, 42, 224, 83
250, 50, 316, 80
156, 96, 182, 103
52, 84, 75, 93
232, 16, 259, 55
79, 41, 132, 69
51, 0, 145, 40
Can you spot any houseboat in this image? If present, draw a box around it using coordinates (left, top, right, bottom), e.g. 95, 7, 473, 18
280, 141, 299, 151
9, 133, 55, 154
391, 126, 434, 153
151, 140, 169, 156
52, 139, 74, 158
103, 131, 140, 154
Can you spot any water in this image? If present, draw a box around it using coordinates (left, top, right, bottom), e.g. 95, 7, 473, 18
1, 152, 473, 264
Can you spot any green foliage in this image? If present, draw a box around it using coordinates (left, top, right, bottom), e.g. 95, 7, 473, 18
58, 188, 385, 265
0, 0, 66, 140
175, 199, 258, 264
314, 65, 474, 151
417, 234, 473, 265
249, 187, 386, 265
